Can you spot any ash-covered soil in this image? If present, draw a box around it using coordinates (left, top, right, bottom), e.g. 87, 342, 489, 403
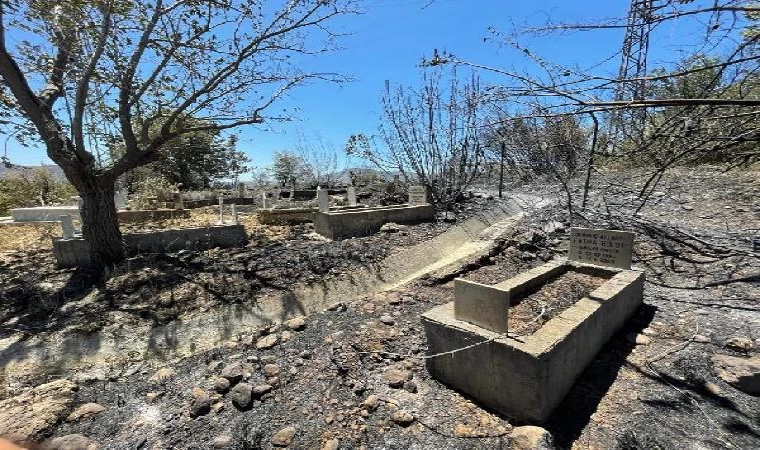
0, 168, 758, 449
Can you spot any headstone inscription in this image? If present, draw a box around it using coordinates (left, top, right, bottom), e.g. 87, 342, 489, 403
568, 227, 634, 270
408, 185, 427, 206
317, 187, 330, 212
347, 187, 357, 207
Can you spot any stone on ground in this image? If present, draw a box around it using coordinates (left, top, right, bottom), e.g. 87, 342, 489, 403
271, 426, 297, 447
724, 337, 754, 352
212, 434, 233, 449
713, 354, 760, 395
189, 388, 212, 418
0, 379, 78, 442
510, 425, 554, 450
284, 317, 306, 331
383, 369, 412, 388
66, 403, 105, 422
229, 383, 253, 410
321, 438, 340, 450
256, 334, 279, 350
391, 410, 415, 426
40, 434, 97, 450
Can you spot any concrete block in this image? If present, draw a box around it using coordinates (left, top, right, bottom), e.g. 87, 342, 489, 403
314, 204, 435, 240
454, 279, 510, 334
421, 261, 645, 423
11, 207, 80, 222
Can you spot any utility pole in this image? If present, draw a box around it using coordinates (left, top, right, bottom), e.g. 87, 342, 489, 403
498, 141, 505, 198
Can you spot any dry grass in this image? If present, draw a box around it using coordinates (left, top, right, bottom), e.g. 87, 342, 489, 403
0, 207, 288, 253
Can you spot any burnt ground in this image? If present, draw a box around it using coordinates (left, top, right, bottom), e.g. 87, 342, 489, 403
0, 167, 758, 449
0, 197, 499, 339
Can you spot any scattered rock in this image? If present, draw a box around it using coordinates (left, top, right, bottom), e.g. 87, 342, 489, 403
380, 223, 405, 233
149, 367, 175, 382
214, 377, 231, 394
252, 384, 273, 397
189, 388, 212, 418
703, 381, 722, 396
220, 363, 245, 385
627, 333, 651, 345
271, 426, 297, 447
384, 369, 412, 388
724, 337, 754, 352
40, 434, 97, 450
322, 438, 340, 450
146, 392, 161, 403
66, 403, 105, 422
229, 383, 253, 410
510, 425, 554, 450
281, 331, 293, 342
380, 315, 395, 325
693, 335, 711, 343
212, 434, 233, 449
257, 334, 279, 350
641, 327, 657, 336
403, 380, 418, 394
284, 317, 306, 331
263, 364, 280, 377
362, 394, 379, 411
713, 354, 760, 395
0, 379, 78, 442
391, 410, 415, 427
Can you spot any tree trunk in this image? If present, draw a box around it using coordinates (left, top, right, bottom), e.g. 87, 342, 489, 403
78, 177, 125, 269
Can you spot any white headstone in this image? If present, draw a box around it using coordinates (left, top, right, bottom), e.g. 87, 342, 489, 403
261, 192, 268, 209
568, 227, 635, 269
231, 204, 239, 224
347, 187, 357, 206
408, 185, 427, 205
60, 215, 75, 239
218, 198, 224, 224
114, 191, 127, 209
317, 188, 330, 212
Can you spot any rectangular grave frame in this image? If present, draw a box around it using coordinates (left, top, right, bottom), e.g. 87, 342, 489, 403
422, 257, 644, 423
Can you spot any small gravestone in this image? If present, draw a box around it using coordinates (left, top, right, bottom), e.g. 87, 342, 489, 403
261, 192, 268, 209
173, 192, 184, 210
114, 191, 128, 210
347, 187, 357, 206
568, 227, 635, 269
317, 187, 330, 212
408, 185, 427, 206
218, 198, 224, 224
60, 215, 75, 239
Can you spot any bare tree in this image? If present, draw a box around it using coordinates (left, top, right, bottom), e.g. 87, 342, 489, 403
347, 67, 488, 207
296, 131, 340, 188
0, 0, 357, 269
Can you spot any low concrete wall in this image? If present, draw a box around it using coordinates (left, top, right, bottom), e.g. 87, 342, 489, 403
183, 197, 255, 209
257, 205, 366, 225
421, 260, 645, 423
117, 209, 190, 223
314, 204, 435, 240
52, 225, 247, 268
11, 207, 80, 222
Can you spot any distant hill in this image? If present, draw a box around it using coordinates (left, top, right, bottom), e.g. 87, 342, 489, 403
0, 164, 65, 179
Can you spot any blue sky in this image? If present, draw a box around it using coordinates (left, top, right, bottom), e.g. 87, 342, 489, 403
4, 0, 717, 176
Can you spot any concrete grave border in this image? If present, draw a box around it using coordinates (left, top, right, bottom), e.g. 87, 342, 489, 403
313, 203, 435, 240
422, 258, 644, 423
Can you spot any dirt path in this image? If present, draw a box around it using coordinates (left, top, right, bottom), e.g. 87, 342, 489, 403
0, 200, 526, 383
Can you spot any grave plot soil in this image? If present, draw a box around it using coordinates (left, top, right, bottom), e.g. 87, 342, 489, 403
508, 270, 609, 336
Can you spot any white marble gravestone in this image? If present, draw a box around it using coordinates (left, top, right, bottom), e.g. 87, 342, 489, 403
347, 187, 357, 206
317, 187, 330, 212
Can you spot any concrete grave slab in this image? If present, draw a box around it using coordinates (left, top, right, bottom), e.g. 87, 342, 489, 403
11, 206, 80, 222
423, 257, 644, 423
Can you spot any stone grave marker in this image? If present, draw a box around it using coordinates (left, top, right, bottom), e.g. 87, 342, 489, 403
568, 227, 635, 270
347, 187, 357, 206
173, 192, 184, 210
261, 192, 269, 209
408, 185, 427, 205
218, 198, 224, 224
60, 215, 75, 239
114, 191, 128, 210
317, 187, 330, 212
